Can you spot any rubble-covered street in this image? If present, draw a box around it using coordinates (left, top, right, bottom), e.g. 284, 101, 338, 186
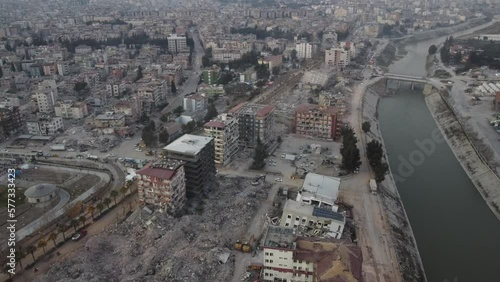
39, 176, 272, 282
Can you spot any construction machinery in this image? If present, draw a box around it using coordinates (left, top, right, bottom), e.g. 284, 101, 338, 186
234, 239, 243, 251
242, 235, 254, 253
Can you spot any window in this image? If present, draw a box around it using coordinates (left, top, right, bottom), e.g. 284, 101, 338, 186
287, 214, 291, 219
269, 260, 273, 263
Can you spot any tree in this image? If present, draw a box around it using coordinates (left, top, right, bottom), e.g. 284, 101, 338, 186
307, 97, 314, 104
204, 101, 218, 122
97, 202, 105, 215
374, 162, 389, 183
79, 215, 86, 227
340, 127, 362, 173
202, 55, 211, 67
0, 66, 3, 78
277, 136, 282, 143
272, 66, 280, 75
428, 45, 437, 55
291, 50, 297, 61
366, 140, 384, 164
70, 219, 79, 232
38, 239, 47, 255
58, 224, 67, 241
159, 129, 170, 144
251, 137, 268, 169
103, 198, 112, 209
173, 105, 184, 116
217, 72, 233, 85
182, 120, 196, 133
362, 121, 371, 133
49, 232, 58, 247
160, 113, 170, 122
26, 246, 37, 262
255, 64, 270, 79
141, 126, 157, 147
110, 190, 119, 205
171, 81, 177, 94
135, 65, 143, 82
87, 205, 96, 219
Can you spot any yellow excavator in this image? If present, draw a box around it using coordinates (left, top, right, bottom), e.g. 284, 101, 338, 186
234, 239, 243, 251
242, 235, 254, 253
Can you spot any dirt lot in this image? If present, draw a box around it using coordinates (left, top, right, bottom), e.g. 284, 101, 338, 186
39, 175, 272, 282
19, 167, 72, 184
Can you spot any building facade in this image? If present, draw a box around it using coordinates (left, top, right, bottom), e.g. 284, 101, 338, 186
136, 159, 186, 214
163, 134, 216, 196
0, 106, 22, 138
202, 66, 220, 85
325, 47, 350, 70
204, 113, 239, 166
229, 103, 274, 147
294, 103, 341, 140
34, 88, 57, 113
26, 116, 64, 135
183, 93, 207, 112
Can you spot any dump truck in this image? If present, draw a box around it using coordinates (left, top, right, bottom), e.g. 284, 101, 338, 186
242, 235, 254, 253
87, 154, 99, 161
369, 179, 378, 195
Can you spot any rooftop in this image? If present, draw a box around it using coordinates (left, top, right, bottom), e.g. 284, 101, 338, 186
284, 199, 345, 223
301, 173, 341, 202
263, 226, 296, 250
164, 134, 213, 155
24, 183, 57, 198
296, 103, 339, 115
136, 159, 183, 180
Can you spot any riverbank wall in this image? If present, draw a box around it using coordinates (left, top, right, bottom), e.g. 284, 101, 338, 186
362, 79, 427, 282
424, 86, 500, 219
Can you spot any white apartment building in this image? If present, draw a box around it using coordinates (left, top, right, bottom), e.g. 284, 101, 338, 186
325, 47, 350, 69
54, 101, 88, 119
183, 93, 207, 112
212, 48, 242, 63
296, 173, 341, 211
280, 199, 346, 239
295, 41, 316, 59
33, 88, 57, 113
56, 61, 69, 76
204, 113, 239, 166
262, 227, 314, 282
167, 34, 187, 53
26, 116, 63, 135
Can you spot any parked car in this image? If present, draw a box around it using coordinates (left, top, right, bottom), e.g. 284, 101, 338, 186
275, 177, 283, 182
71, 230, 88, 241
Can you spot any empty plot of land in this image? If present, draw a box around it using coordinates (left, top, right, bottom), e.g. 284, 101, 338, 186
20, 168, 72, 184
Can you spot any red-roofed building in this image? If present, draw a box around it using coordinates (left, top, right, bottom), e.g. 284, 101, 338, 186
294, 104, 341, 140
204, 113, 239, 166
495, 91, 500, 111
136, 159, 186, 213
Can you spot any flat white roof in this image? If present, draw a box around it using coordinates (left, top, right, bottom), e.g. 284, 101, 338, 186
301, 173, 341, 201
164, 134, 213, 155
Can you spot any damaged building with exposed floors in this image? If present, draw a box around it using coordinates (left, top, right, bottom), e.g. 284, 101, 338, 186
136, 159, 187, 214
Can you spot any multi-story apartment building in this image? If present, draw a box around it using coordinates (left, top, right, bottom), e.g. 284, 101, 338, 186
0, 106, 22, 138
202, 66, 220, 85
229, 103, 274, 148
106, 81, 126, 97
325, 47, 350, 70
163, 134, 216, 196
167, 34, 187, 53
43, 63, 57, 76
295, 41, 317, 59
280, 199, 346, 239
56, 61, 70, 76
136, 79, 168, 114
54, 101, 88, 119
136, 159, 186, 214
204, 113, 239, 166
294, 103, 341, 140
33, 88, 57, 113
26, 116, 63, 135
183, 93, 207, 112
262, 226, 362, 282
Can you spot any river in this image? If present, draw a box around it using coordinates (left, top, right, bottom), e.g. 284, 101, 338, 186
378, 22, 500, 282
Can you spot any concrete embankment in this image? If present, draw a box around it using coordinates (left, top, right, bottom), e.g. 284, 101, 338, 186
395, 17, 490, 44
424, 87, 500, 219
362, 80, 427, 282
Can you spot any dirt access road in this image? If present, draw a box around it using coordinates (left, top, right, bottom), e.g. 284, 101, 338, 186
339, 74, 402, 282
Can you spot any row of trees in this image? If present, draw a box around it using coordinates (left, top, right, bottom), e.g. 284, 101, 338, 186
230, 26, 297, 40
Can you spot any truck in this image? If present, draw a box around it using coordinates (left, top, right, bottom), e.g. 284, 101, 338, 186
369, 179, 378, 195
87, 154, 98, 160
50, 144, 66, 151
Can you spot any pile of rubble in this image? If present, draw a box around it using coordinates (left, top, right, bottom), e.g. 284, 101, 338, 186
54, 126, 119, 152
40, 176, 271, 282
